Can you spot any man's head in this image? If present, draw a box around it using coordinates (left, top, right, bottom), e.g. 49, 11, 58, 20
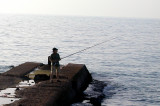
52, 48, 58, 53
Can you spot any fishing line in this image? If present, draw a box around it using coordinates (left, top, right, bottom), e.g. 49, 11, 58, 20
61, 37, 117, 60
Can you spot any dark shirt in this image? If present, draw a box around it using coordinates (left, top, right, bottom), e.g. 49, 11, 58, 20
50, 53, 60, 67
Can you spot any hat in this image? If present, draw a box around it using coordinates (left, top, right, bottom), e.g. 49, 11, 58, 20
52, 48, 58, 51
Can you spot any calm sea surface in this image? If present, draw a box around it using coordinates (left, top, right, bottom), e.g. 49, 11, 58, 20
0, 15, 160, 106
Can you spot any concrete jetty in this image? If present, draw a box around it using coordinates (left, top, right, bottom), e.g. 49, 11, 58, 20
2, 62, 43, 77
0, 62, 92, 106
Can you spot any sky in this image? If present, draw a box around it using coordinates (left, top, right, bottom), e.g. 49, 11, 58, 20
0, 0, 160, 19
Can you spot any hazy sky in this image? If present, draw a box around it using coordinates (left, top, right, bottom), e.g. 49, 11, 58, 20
0, 0, 160, 19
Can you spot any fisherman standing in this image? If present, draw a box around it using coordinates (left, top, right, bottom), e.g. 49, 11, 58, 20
48, 48, 61, 82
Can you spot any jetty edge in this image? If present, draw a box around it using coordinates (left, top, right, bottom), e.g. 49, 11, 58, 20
1, 62, 92, 106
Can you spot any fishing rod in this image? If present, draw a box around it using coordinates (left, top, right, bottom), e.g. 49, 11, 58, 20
61, 37, 117, 60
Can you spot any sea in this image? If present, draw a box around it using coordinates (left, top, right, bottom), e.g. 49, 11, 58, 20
0, 14, 160, 106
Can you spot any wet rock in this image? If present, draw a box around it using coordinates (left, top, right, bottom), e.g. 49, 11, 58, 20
16, 87, 20, 91
9, 65, 14, 69
72, 79, 107, 106
90, 97, 101, 106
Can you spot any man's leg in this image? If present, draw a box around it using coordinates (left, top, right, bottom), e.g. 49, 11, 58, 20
50, 65, 55, 82
56, 66, 60, 79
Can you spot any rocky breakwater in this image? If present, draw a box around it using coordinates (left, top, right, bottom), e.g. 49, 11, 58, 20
3, 63, 92, 106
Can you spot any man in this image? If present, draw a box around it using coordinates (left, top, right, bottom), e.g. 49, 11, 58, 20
49, 48, 61, 82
